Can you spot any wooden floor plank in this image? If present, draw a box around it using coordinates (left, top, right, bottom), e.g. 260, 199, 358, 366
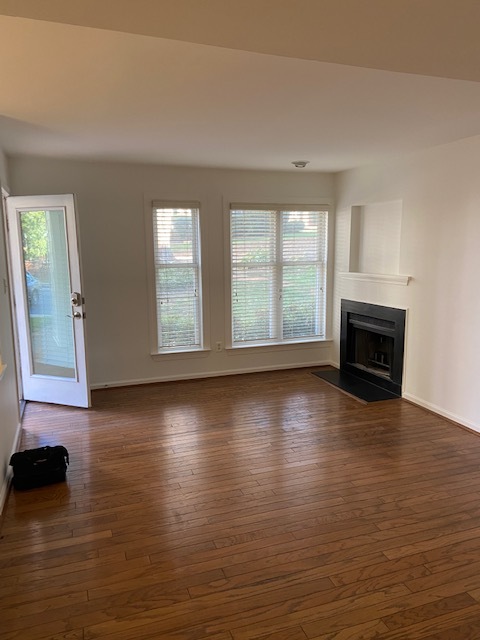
381, 592, 478, 631
2, 367, 480, 639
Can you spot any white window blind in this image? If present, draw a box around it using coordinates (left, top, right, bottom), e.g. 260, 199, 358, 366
152, 204, 202, 351
230, 205, 328, 346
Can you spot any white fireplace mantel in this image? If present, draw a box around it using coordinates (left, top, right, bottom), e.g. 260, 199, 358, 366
339, 272, 411, 286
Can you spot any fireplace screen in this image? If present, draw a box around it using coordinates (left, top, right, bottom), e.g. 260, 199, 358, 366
351, 327, 394, 379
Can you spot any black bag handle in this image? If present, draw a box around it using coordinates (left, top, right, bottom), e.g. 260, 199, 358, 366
10, 445, 69, 466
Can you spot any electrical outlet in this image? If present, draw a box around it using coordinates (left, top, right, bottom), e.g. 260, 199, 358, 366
215, 341, 222, 352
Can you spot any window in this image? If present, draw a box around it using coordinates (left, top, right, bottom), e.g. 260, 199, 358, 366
230, 205, 328, 347
151, 203, 203, 352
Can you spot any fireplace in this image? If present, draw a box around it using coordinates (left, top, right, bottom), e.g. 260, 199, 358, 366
340, 299, 406, 396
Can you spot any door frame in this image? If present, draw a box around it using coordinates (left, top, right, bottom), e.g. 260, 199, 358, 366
1, 186, 24, 416
6, 194, 91, 408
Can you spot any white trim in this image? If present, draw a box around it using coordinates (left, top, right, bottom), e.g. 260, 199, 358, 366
149, 339, 332, 359
227, 338, 333, 354
403, 392, 480, 434
2, 185, 24, 409
325, 203, 335, 342
5, 194, 90, 407
90, 359, 334, 389
144, 197, 210, 354
230, 202, 333, 212
226, 201, 331, 348
223, 197, 233, 348
223, 195, 334, 348
150, 347, 211, 361
144, 195, 159, 355
0, 420, 22, 515
339, 272, 411, 285
152, 199, 202, 210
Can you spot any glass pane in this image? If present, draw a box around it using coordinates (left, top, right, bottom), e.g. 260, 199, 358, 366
282, 211, 327, 262
20, 209, 76, 379
156, 296, 200, 348
154, 208, 198, 263
232, 265, 276, 342
283, 265, 323, 339
156, 266, 200, 348
231, 209, 277, 344
231, 210, 276, 264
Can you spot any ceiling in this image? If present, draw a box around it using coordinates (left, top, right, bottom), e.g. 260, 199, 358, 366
1, 0, 480, 172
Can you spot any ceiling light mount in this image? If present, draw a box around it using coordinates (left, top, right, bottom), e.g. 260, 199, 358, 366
292, 160, 309, 168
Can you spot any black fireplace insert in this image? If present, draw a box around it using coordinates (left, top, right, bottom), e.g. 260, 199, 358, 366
340, 299, 406, 396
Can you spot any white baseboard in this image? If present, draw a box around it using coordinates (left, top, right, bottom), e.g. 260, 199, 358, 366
0, 420, 22, 515
90, 360, 335, 390
403, 392, 480, 434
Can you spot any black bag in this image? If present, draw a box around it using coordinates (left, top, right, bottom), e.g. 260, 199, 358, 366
9, 445, 69, 490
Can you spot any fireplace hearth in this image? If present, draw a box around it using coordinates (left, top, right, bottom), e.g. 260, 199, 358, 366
313, 300, 406, 402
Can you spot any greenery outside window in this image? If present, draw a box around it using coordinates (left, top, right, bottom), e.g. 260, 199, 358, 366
151, 203, 203, 352
230, 204, 328, 347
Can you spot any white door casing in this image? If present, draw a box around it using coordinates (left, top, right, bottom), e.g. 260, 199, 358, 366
6, 194, 90, 408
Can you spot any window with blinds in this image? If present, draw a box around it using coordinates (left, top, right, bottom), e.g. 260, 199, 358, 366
152, 204, 203, 351
230, 205, 328, 346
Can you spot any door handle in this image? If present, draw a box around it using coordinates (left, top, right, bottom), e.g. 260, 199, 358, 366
67, 311, 82, 319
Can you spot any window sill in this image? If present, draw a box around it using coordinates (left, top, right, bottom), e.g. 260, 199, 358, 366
227, 339, 333, 355
150, 340, 333, 359
151, 348, 211, 361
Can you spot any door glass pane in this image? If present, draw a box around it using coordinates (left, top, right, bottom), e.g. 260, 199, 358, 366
20, 209, 76, 379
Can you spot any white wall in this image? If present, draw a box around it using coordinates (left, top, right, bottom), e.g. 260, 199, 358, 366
0, 150, 21, 511
9, 157, 334, 387
0, 152, 9, 191
335, 135, 480, 431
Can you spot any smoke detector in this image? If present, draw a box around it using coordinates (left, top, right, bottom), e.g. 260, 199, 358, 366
292, 161, 309, 168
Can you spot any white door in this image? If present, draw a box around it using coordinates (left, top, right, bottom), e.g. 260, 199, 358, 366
6, 194, 90, 408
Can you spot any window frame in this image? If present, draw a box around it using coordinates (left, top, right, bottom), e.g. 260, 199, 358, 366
0, 187, 9, 381
226, 202, 332, 350
145, 199, 209, 357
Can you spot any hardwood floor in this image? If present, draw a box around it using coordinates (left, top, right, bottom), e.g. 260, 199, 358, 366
2, 367, 480, 639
